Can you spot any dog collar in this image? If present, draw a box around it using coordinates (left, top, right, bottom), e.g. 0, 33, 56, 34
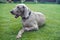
22, 11, 31, 20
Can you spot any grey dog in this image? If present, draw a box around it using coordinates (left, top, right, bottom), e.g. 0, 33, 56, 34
10, 4, 46, 39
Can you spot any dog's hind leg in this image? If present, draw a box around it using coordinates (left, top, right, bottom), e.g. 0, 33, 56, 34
24, 24, 39, 31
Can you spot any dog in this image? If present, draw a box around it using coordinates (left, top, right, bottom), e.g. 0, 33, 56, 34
10, 4, 46, 39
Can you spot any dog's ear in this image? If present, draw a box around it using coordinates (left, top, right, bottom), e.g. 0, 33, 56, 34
23, 7, 30, 18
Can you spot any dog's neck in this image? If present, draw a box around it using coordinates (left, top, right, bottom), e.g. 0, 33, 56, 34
22, 11, 31, 20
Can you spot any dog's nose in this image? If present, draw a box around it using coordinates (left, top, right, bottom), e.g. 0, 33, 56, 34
10, 11, 13, 13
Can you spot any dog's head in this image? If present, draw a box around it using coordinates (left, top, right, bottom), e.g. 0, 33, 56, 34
10, 4, 30, 18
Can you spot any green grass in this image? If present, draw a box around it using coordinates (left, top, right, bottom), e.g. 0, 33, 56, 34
0, 3, 60, 40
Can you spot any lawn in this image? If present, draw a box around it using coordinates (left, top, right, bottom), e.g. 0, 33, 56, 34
0, 3, 60, 40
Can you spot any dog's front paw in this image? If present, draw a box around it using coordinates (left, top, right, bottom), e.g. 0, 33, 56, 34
16, 35, 22, 39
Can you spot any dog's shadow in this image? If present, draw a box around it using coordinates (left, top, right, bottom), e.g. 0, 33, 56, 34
39, 24, 46, 29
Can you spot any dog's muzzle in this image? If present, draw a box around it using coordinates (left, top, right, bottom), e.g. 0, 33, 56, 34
10, 10, 16, 15
15, 14, 19, 18
10, 11, 14, 14
10, 10, 19, 18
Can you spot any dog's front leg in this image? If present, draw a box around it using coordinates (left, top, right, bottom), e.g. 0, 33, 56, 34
16, 28, 24, 39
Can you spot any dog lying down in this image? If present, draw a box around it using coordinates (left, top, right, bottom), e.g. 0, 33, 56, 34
10, 4, 46, 39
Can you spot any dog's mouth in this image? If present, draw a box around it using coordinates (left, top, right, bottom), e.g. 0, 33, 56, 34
15, 14, 19, 18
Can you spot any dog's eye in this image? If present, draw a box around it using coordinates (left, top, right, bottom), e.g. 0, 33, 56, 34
17, 6, 19, 8
23, 6, 25, 8
17, 6, 21, 10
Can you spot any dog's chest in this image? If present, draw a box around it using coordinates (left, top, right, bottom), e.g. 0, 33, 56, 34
22, 19, 32, 27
